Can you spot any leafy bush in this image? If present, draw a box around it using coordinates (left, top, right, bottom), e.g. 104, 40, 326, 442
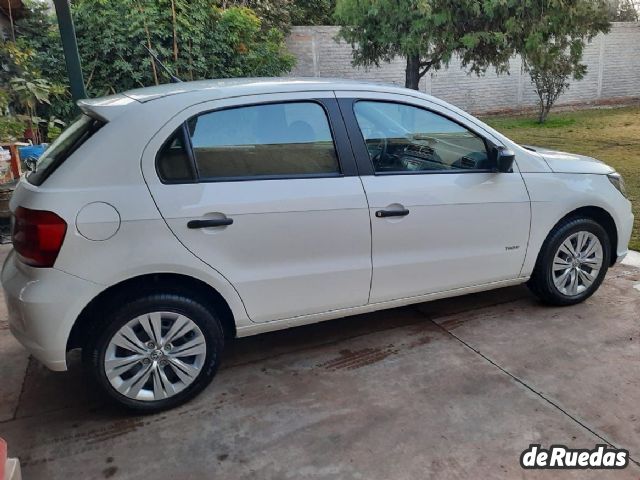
0, 116, 25, 143
290, 0, 336, 25
11, 0, 295, 123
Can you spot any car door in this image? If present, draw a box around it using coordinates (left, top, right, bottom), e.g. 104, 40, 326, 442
142, 93, 372, 323
337, 92, 531, 303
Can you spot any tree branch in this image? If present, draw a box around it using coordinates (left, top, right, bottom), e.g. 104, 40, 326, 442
418, 57, 439, 78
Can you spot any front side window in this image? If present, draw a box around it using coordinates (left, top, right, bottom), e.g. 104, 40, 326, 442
186, 102, 340, 179
353, 101, 491, 174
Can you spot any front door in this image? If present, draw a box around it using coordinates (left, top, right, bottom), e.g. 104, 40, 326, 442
338, 94, 531, 303
143, 94, 372, 322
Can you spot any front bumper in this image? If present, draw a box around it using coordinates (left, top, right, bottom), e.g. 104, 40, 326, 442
615, 209, 634, 264
2, 250, 102, 371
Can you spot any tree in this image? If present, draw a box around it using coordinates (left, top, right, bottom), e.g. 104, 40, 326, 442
607, 0, 639, 20
335, 0, 518, 90
12, 0, 295, 123
220, 0, 294, 32
0, 26, 68, 142
525, 44, 583, 123
335, 0, 611, 93
290, 0, 336, 25
520, 0, 610, 123
9, 76, 56, 143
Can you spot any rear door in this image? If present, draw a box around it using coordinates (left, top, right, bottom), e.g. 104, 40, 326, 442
337, 92, 531, 303
142, 93, 372, 323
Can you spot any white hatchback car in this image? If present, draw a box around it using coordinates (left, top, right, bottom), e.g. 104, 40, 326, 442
2, 79, 633, 411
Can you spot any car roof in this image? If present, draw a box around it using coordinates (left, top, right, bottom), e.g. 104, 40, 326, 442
77, 77, 423, 121
120, 77, 410, 103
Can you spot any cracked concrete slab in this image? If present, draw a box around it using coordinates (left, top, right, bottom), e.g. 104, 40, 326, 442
1, 240, 639, 479
4, 310, 638, 480
422, 265, 640, 460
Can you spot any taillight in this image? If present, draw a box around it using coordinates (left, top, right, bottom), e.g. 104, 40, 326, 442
11, 207, 67, 268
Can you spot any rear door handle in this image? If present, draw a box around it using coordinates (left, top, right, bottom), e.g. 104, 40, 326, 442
375, 209, 410, 218
187, 218, 233, 228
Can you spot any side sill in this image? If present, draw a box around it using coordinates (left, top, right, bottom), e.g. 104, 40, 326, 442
236, 277, 529, 338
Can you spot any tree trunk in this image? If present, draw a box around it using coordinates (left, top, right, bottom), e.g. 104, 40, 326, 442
8, 0, 15, 42
405, 54, 421, 90
537, 104, 546, 123
138, 2, 159, 85
170, 0, 179, 73
538, 98, 552, 123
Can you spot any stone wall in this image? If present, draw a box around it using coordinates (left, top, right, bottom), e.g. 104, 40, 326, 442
285, 23, 640, 114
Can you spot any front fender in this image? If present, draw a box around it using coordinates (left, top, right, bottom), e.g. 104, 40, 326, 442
520, 173, 633, 276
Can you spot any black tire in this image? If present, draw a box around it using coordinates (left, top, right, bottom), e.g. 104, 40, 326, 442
528, 217, 611, 306
84, 291, 224, 413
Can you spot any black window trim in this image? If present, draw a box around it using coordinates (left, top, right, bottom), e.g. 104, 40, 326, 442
338, 97, 502, 177
155, 98, 357, 184
155, 123, 200, 185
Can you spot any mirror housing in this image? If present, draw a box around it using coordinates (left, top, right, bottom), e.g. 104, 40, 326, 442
494, 148, 515, 173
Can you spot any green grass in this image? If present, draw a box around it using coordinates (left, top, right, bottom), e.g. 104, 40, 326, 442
483, 106, 640, 251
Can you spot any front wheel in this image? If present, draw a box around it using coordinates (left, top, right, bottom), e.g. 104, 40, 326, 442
528, 217, 611, 306
84, 292, 224, 412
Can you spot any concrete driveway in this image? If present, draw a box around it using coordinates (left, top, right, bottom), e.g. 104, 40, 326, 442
1, 243, 639, 479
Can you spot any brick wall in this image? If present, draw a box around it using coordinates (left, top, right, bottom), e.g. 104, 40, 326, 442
285, 23, 640, 114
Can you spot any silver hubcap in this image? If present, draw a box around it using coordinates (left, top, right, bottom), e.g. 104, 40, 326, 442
552, 231, 603, 297
104, 312, 207, 401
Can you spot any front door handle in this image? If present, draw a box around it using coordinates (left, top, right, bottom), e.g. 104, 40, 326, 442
187, 218, 233, 229
375, 208, 410, 218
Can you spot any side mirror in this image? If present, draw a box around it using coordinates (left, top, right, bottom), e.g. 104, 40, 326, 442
495, 148, 515, 173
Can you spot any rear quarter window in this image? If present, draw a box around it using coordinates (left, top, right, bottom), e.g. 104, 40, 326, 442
28, 115, 104, 186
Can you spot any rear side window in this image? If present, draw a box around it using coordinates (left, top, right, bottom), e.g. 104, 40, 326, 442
157, 102, 340, 182
28, 115, 104, 186
156, 127, 195, 182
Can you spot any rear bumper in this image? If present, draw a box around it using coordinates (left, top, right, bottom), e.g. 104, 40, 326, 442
1, 250, 102, 371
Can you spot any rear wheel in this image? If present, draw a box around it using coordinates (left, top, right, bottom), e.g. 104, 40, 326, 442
85, 292, 224, 412
528, 217, 610, 306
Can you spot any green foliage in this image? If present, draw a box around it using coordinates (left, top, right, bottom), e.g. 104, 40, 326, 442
10, 0, 295, 124
220, 0, 336, 29
519, 0, 610, 123
10, 77, 53, 111
525, 45, 581, 124
0, 89, 9, 111
290, 0, 336, 25
335, 0, 611, 92
607, 0, 639, 21
45, 117, 65, 142
335, 0, 516, 89
0, 18, 69, 143
222, 0, 293, 32
0, 116, 25, 143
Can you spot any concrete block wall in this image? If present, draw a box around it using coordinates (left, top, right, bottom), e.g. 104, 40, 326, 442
285, 23, 640, 114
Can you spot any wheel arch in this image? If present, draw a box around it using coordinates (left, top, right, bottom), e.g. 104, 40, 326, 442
67, 273, 237, 352
537, 206, 618, 268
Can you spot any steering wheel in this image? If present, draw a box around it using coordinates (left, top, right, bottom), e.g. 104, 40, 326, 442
367, 131, 389, 168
